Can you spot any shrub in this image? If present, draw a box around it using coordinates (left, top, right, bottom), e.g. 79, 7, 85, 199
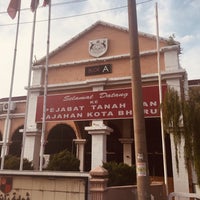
103, 161, 136, 186
46, 149, 80, 171
1, 155, 33, 170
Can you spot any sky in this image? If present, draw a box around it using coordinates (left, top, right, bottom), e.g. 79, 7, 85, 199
0, 0, 200, 98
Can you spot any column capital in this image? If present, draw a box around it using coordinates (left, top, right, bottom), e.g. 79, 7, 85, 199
73, 139, 87, 144
85, 126, 113, 135
85, 125, 113, 135
0, 141, 12, 146
119, 138, 134, 144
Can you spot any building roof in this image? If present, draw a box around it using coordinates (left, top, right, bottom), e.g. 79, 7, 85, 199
0, 96, 26, 103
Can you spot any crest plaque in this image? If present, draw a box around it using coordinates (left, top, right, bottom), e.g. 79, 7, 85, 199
89, 38, 108, 57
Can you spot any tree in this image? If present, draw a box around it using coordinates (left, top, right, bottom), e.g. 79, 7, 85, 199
0, 155, 33, 170
163, 88, 182, 172
46, 149, 80, 171
163, 87, 200, 184
182, 87, 200, 184
103, 162, 136, 186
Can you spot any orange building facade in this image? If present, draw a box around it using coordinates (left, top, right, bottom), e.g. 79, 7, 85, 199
0, 21, 189, 193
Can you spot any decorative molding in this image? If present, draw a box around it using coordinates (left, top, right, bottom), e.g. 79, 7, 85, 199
25, 69, 186, 94
33, 46, 179, 70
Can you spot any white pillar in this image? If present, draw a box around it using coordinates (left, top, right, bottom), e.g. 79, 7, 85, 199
23, 90, 41, 169
170, 134, 190, 194
73, 139, 86, 172
24, 131, 41, 168
85, 120, 113, 169
1, 118, 11, 157
166, 75, 190, 193
23, 69, 43, 169
119, 138, 133, 166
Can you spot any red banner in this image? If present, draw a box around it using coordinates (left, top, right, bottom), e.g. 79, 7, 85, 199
36, 85, 167, 122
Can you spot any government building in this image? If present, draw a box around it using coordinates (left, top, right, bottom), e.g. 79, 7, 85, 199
0, 21, 190, 194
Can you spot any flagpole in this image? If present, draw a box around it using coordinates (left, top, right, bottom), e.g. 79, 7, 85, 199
39, 0, 51, 171
0, 0, 21, 170
20, 8, 38, 171
155, 2, 168, 194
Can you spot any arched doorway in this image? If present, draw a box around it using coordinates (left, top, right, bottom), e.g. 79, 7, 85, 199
45, 123, 76, 155
145, 118, 173, 177
9, 126, 23, 156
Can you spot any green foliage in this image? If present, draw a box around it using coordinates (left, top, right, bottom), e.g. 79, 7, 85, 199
182, 88, 200, 184
46, 149, 80, 171
162, 88, 182, 172
167, 34, 182, 54
167, 34, 177, 45
1, 155, 33, 170
163, 87, 200, 185
103, 162, 136, 186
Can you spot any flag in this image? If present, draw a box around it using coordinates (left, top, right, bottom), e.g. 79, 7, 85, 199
31, 0, 39, 12
43, 0, 49, 7
7, 0, 21, 19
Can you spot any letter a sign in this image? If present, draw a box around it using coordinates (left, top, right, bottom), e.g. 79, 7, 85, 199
0, 177, 13, 194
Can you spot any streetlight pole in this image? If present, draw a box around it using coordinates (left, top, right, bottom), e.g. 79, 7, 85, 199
127, 0, 151, 199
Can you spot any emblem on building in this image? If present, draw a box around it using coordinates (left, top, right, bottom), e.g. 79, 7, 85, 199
89, 38, 108, 57
0, 177, 13, 194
